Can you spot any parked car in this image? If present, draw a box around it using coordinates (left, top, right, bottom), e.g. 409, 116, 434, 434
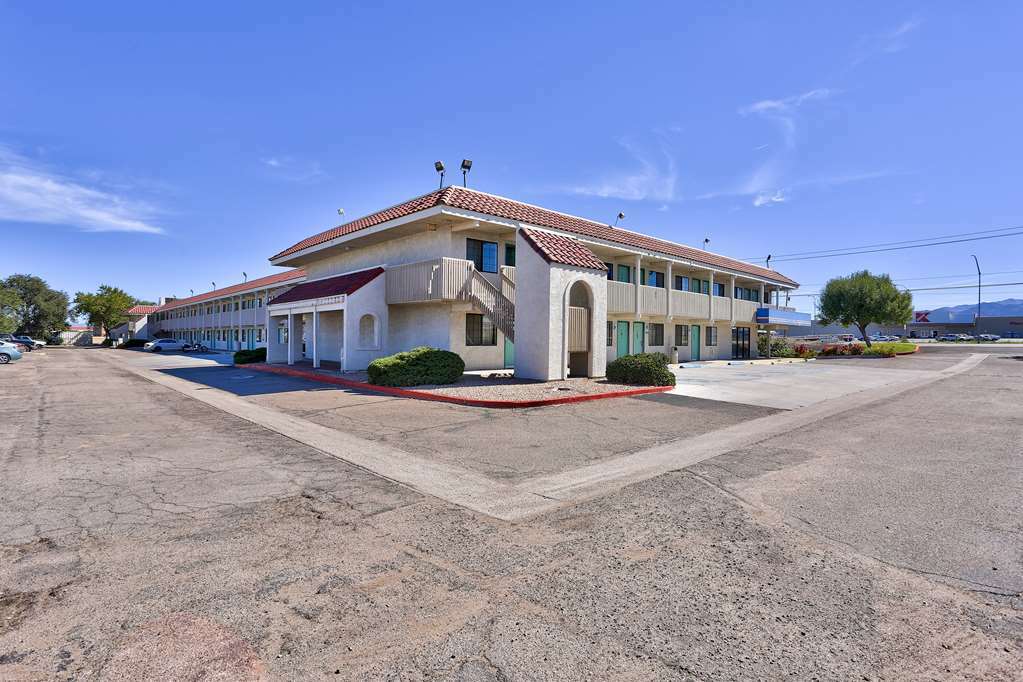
143, 338, 188, 352
0, 341, 23, 364
957, 334, 975, 342
938, 334, 959, 342
12, 335, 45, 348
978, 334, 1001, 342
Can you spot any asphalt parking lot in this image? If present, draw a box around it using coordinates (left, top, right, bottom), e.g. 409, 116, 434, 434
1, 346, 1020, 679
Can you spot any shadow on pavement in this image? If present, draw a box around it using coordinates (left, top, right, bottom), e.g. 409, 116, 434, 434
157, 365, 346, 397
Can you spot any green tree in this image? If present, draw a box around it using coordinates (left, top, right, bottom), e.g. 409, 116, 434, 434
72, 285, 139, 334
0, 286, 22, 334
1, 274, 70, 337
818, 270, 913, 347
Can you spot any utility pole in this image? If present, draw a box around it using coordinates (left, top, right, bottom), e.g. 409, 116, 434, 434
972, 254, 981, 336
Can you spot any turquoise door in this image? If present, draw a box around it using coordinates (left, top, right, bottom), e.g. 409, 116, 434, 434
504, 338, 514, 368
691, 325, 701, 360
616, 321, 630, 356
247, 329, 255, 350
633, 322, 645, 354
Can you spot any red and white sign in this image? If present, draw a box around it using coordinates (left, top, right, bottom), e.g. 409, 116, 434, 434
914, 311, 931, 323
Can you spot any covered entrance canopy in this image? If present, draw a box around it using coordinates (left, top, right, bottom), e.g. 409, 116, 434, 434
266, 268, 384, 371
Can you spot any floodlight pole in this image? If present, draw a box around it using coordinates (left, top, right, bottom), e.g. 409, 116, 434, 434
972, 254, 981, 335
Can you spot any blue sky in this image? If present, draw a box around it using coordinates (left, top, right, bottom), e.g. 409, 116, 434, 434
2, 2, 1022, 314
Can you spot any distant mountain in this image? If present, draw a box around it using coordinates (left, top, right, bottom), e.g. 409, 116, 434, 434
922, 298, 1023, 322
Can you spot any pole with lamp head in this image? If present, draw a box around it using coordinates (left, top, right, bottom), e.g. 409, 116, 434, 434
972, 254, 981, 337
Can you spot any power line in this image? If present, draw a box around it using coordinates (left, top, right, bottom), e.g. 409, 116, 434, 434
741, 224, 1023, 262
797, 269, 1023, 288
903, 281, 1023, 293
770, 229, 1023, 264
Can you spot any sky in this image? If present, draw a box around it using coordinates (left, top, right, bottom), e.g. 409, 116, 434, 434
2, 2, 1022, 315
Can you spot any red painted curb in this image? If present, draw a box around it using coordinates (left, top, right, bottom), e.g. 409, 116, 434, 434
243, 363, 672, 408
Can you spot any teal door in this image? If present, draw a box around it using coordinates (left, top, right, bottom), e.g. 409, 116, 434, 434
633, 322, 645, 354
504, 338, 514, 368
616, 321, 630, 356
691, 325, 701, 360
247, 329, 255, 350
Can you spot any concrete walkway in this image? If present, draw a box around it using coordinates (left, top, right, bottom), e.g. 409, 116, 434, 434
100, 350, 987, 521
669, 361, 937, 409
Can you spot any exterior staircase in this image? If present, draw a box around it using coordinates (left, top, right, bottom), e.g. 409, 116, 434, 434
462, 269, 515, 342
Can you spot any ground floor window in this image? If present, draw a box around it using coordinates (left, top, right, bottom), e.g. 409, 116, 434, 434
649, 323, 664, 346
706, 326, 718, 346
607, 321, 613, 346
257, 328, 263, 342
277, 326, 287, 344
465, 313, 496, 346
674, 324, 689, 346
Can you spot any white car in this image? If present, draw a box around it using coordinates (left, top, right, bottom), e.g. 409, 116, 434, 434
978, 334, 1001, 342
143, 338, 187, 352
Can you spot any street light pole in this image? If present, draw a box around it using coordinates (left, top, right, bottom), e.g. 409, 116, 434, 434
971, 254, 981, 335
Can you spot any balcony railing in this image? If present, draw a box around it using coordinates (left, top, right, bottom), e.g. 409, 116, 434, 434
733, 298, 759, 322
607, 280, 635, 314
640, 285, 666, 315
712, 296, 731, 320
670, 289, 708, 318
385, 257, 475, 304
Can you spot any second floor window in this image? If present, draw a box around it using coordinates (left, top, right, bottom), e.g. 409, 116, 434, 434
674, 275, 689, 291
466, 238, 498, 273
646, 271, 665, 288
504, 244, 516, 267
713, 282, 725, 297
616, 264, 632, 283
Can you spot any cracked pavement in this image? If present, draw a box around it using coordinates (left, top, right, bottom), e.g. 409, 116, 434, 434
0, 346, 1021, 679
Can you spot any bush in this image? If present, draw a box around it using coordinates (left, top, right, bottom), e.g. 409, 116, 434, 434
234, 347, 267, 364
120, 338, 147, 349
757, 334, 794, 357
101, 337, 114, 347
606, 353, 676, 386
793, 343, 818, 359
862, 346, 896, 358
48, 335, 65, 345
367, 346, 465, 386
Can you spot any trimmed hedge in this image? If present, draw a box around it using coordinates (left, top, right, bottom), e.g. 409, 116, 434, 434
606, 352, 676, 386
367, 346, 465, 387
234, 347, 267, 364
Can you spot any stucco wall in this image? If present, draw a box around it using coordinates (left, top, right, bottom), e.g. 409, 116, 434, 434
341, 274, 389, 371
448, 303, 506, 371
314, 310, 343, 363
512, 231, 553, 380
304, 229, 453, 280
387, 303, 451, 354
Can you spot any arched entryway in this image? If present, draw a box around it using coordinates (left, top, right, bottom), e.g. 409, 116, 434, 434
565, 280, 592, 377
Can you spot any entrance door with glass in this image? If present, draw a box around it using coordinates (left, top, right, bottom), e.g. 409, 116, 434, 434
691, 325, 701, 361
731, 326, 750, 359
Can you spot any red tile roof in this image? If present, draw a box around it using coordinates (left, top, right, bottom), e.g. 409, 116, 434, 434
268, 268, 384, 305
520, 228, 607, 271
126, 305, 159, 315
271, 186, 797, 286
155, 269, 306, 312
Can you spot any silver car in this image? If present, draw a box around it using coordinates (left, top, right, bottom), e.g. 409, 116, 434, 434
143, 338, 188, 352
0, 341, 23, 364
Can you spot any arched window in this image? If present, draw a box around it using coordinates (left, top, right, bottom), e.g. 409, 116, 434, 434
358, 314, 379, 349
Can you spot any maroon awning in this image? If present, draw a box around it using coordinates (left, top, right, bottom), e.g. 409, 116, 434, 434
268, 267, 383, 305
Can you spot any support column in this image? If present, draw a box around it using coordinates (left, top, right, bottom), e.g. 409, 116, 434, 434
311, 307, 320, 369
730, 275, 736, 322
633, 255, 642, 315
708, 271, 715, 322
287, 312, 295, 365
235, 295, 241, 352
759, 283, 766, 306
665, 261, 673, 319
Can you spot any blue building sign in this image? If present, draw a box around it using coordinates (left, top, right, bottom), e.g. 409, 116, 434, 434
756, 308, 812, 327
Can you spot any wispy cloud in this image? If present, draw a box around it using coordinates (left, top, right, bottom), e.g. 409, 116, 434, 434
695, 166, 895, 208
851, 16, 922, 66
259, 155, 326, 183
563, 139, 678, 202
0, 146, 164, 234
740, 88, 839, 149
753, 190, 787, 207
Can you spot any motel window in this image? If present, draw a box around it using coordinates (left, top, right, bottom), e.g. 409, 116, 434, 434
616, 264, 632, 283
234, 301, 239, 311
713, 282, 725, 297
675, 324, 689, 346
649, 323, 664, 346
504, 244, 516, 267
465, 313, 496, 346
277, 326, 288, 344
466, 238, 499, 273
646, 271, 665, 288
706, 327, 718, 346
690, 278, 702, 293
257, 297, 263, 307
607, 321, 613, 346
257, 328, 263, 342
674, 275, 689, 292
606, 263, 614, 280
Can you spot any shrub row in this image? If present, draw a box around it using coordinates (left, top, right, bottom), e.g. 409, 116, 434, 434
606, 352, 676, 386
367, 346, 465, 386
820, 344, 865, 357
234, 347, 267, 364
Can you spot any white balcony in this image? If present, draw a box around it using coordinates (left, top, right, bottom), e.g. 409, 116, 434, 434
607, 280, 635, 314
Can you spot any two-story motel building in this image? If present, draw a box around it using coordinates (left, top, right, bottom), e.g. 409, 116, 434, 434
150, 187, 803, 379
